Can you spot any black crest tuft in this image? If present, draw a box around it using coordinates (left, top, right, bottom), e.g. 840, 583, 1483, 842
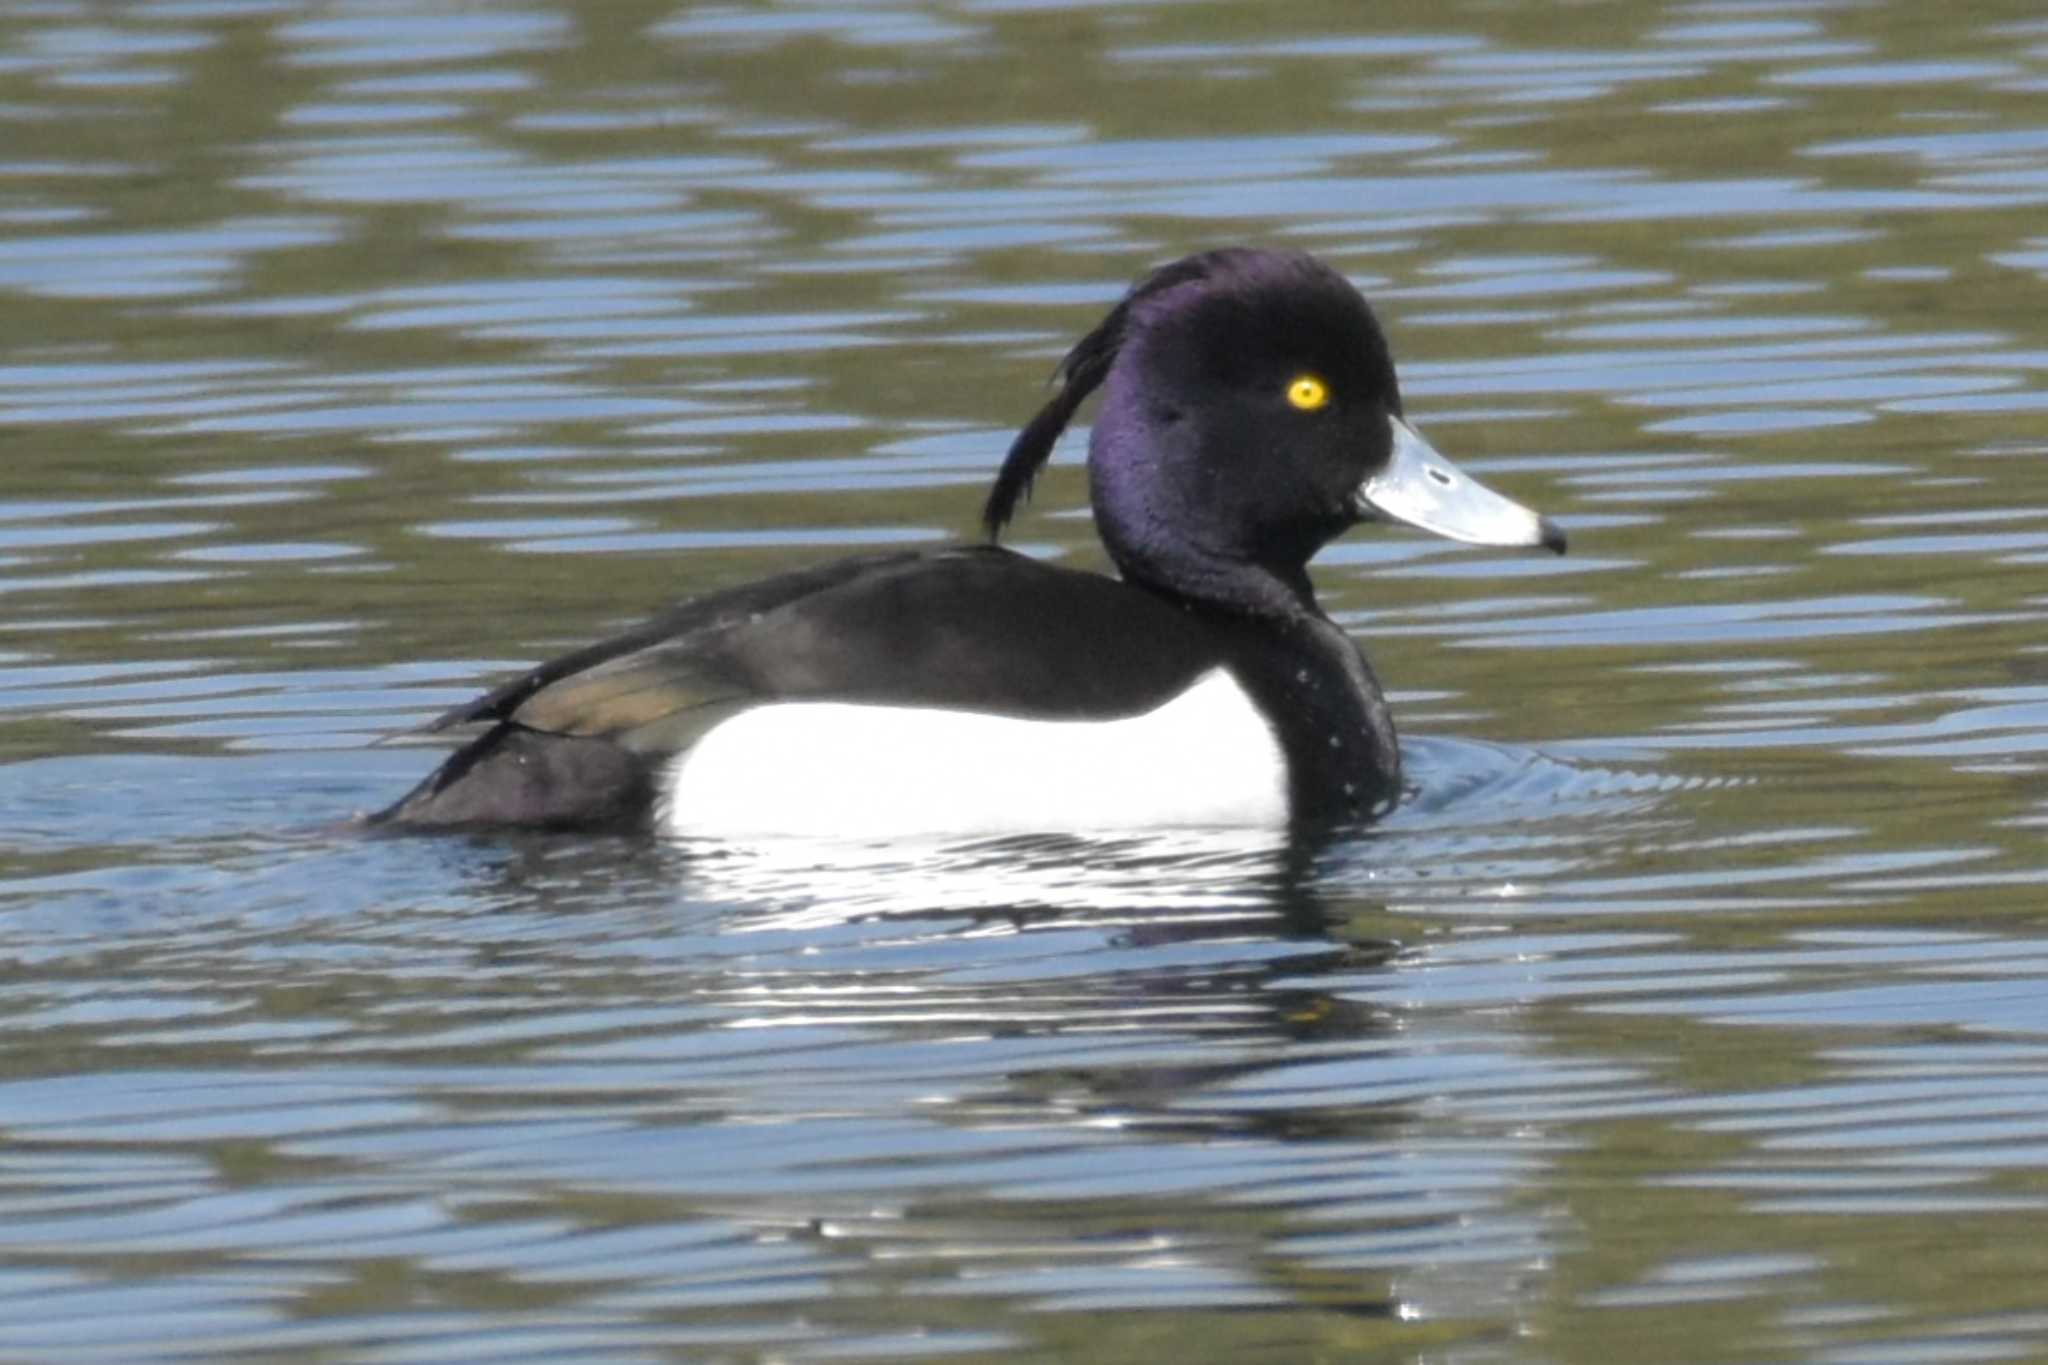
981, 253, 1227, 540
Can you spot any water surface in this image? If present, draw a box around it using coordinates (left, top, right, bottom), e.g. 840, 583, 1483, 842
5, 1, 2048, 1360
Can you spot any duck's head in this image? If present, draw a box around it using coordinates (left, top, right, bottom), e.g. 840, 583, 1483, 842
984, 248, 1566, 615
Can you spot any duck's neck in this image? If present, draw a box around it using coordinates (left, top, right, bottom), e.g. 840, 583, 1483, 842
1090, 457, 1323, 623
1111, 538, 1318, 622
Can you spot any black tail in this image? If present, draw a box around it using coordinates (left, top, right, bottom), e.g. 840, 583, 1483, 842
369, 725, 657, 832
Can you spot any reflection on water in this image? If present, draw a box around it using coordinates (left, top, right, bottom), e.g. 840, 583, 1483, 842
686, 827, 1298, 923
5, 0, 2048, 1360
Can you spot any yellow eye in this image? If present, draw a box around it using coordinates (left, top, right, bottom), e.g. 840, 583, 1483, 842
1286, 375, 1330, 411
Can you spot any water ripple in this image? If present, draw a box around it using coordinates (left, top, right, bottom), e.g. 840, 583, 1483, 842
2, 0, 2047, 1360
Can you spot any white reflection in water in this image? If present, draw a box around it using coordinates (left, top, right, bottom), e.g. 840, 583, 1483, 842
674, 826, 1295, 928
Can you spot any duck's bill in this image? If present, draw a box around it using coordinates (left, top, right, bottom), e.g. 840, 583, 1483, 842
1360, 416, 1567, 555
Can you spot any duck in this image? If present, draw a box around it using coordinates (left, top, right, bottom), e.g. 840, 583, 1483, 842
371, 248, 1565, 837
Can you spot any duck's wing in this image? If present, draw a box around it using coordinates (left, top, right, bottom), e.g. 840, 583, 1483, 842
373, 547, 1225, 829
420, 548, 932, 734
474, 545, 1224, 734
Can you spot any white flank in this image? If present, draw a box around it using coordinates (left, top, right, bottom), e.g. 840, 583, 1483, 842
660, 668, 1288, 838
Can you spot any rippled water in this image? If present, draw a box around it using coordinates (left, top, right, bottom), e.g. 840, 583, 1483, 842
5, 1, 2048, 1360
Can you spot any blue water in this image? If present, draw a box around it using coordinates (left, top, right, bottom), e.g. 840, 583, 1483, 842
5, 2, 2048, 1360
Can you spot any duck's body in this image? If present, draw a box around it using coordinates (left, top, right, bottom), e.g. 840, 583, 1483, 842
376, 545, 1394, 833
372, 249, 1563, 837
